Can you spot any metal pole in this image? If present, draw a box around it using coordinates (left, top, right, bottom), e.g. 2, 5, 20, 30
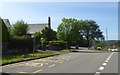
106, 27, 108, 50
106, 27, 108, 41
33, 37, 35, 57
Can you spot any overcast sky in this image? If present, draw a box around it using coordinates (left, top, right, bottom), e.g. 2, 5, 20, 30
1, 2, 118, 40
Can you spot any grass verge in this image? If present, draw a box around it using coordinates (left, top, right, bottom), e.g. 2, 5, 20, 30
2, 52, 56, 65
60, 49, 78, 52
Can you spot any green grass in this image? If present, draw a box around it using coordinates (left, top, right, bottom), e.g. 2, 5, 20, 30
60, 49, 75, 52
2, 52, 55, 65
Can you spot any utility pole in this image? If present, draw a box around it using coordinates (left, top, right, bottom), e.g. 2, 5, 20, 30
106, 27, 109, 50
106, 27, 108, 41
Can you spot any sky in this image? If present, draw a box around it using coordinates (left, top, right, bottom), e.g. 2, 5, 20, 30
0, 2, 118, 40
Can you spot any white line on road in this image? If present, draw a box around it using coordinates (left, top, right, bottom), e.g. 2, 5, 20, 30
39, 63, 43, 67
49, 64, 55, 68
59, 61, 63, 63
67, 59, 70, 60
45, 63, 48, 65
55, 60, 61, 63
33, 69, 42, 73
105, 60, 108, 63
95, 72, 101, 75
99, 67, 104, 70
102, 63, 107, 66
2, 63, 23, 68
106, 52, 114, 61
95, 52, 114, 75
18, 72, 28, 73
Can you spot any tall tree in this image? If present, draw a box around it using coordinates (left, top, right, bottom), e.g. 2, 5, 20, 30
41, 27, 56, 41
79, 20, 104, 47
34, 32, 41, 44
57, 18, 81, 46
12, 20, 28, 36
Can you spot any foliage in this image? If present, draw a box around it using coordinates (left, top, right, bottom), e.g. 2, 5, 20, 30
94, 40, 119, 49
94, 41, 107, 48
7, 35, 33, 52
49, 40, 67, 50
34, 32, 41, 49
79, 20, 104, 47
117, 40, 120, 47
57, 18, 104, 47
12, 20, 28, 36
41, 27, 56, 41
57, 18, 80, 46
60, 49, 72, 52
1, 18, 9, 42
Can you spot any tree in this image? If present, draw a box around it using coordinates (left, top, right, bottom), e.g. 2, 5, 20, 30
34, 32, 41, 49
57, 18, 104, 47
57, 18, 81, 46
79, 20, 104, 47
117, 40, 120, 47
41, 27, 56, 41
12, 20, 28, 36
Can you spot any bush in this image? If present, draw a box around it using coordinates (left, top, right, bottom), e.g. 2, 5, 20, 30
12, 20, 28, 36
48, 40, 67, 50
6, 36, 33, 54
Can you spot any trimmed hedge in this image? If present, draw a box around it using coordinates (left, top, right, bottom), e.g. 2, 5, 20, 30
48, 40, 67, 50
6, 36, 34, 54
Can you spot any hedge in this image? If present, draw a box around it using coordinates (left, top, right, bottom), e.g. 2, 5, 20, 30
5, 36, 34, 54
48, 40, 67, 50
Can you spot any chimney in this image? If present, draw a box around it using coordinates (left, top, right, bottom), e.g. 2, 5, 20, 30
48, 17, 51, 29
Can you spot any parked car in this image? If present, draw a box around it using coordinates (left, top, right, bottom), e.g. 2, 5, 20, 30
111, 48, 118, 51
97, 47, 102, 50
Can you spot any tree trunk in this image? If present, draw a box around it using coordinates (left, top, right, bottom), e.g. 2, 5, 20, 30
86, 36, 89, 47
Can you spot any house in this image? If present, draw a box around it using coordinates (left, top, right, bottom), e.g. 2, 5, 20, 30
27, 17, 51, 35
3, 19, 11, 27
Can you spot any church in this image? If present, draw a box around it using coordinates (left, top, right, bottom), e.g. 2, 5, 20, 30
27, 17, 51, 35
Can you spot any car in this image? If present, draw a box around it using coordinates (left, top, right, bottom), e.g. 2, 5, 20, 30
97, 47, 102, 50
111, 48, 118, 51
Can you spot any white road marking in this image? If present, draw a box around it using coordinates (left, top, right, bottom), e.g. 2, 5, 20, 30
95, 72, 101, 75
99, 67, 104, 70
40, 63, 43, 67
45, 63, 48, 65
49, 61, 53, 62
49, 64, 55, 68
67, 59, 69, 60
102, 63, 107, 66
105, 60, 108, 63
96, 72, 101, 74
2, 64, 23, 68
95, 52, 114, 75
59, 61, 63, 63
55, 60, 61, 63
106, 52, 114, 61
33, 69, 42, 73
18, 72, 28, 73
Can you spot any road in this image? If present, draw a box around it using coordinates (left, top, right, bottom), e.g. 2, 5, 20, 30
1, 50, 118, 75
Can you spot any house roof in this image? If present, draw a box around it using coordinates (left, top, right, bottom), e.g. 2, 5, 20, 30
3, 19, 11, 27
28, 23, 48, 34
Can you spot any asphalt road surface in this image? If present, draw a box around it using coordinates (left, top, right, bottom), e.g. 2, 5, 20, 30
1, 50, 118, 75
